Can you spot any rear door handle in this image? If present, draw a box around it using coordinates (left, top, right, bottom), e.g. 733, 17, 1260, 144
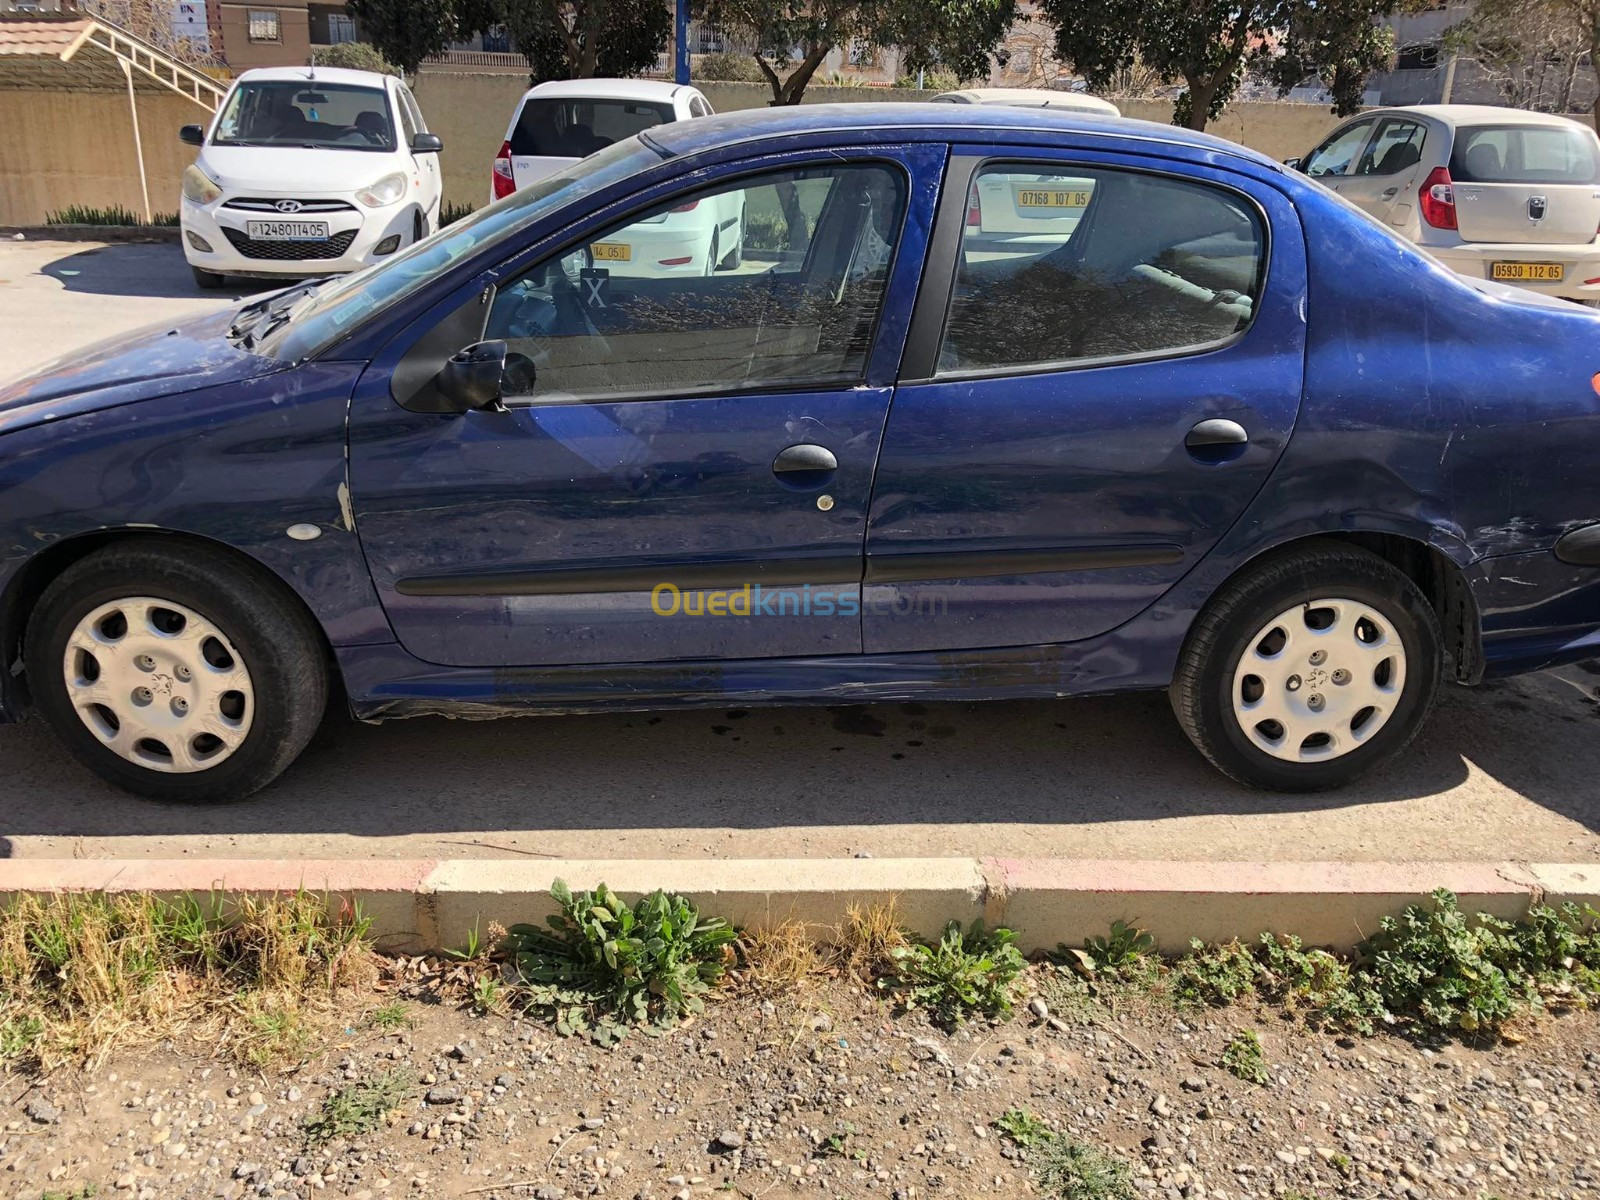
1185, 419, 1249, 448
1381, 186, 1399, 199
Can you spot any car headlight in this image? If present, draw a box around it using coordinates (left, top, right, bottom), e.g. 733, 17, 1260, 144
356, 172, 408, 208
182, 164, 222, 205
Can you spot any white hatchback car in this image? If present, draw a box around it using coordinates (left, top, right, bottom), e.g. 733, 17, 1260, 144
1293, 105, 1600, 304
491, 79, 743, 278
179, 67, 442, 289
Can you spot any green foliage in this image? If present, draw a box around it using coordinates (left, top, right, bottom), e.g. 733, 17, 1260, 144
347, 0, 483, 74
1032, 1138, 1136, 1200
41, 1187, 97, 1200
500, 0, 672, 81
501, 880, 737, 1045
994, 1106, 1055, 1148
695, 50, 767, 82
440, 201, 476, 227
1171, 938, 1262, 1006
1036, 0, 1420, 130
0, 1015, 42, 1061
308, 41, 402, 74
893, 67, 961, 90
696, 0, 1014, 105
879, 920, 1025, 1026
304, 1069, 415, 1143
44, 206, 179, 227
1221, 1028, 1269, 1084
367, 1002, 411, 1031
1083, 920, 1157, 972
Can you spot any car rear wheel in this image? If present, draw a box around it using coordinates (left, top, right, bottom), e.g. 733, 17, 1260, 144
1170, 540, 1441, 791
191, 265, 227, 290
704, 231, 719, 276
25, 541, 328, 804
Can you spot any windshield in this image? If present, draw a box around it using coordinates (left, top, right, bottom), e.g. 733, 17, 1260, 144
259, 138, 660, 362
1450, 123, 1600, 185
510, 98, 673, 157
213, 80, 396, 151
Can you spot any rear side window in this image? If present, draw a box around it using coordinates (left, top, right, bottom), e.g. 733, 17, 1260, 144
938, 164, 1265, 374
1451, 124, 1600, 184
510, 98, 673, 157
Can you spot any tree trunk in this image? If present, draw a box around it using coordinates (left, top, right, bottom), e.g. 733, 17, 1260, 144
1184, 78, 1215, 131
774, 42, 831, 104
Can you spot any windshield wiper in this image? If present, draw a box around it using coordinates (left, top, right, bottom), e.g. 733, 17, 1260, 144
228, 278, 329, 349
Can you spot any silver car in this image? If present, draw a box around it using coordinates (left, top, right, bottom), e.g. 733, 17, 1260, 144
1292, 104, 1600, 305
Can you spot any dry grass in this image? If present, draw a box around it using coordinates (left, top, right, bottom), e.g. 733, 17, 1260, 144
740, 920, 828, 995
830, 900, 910, 981
0, 890, 379, 1072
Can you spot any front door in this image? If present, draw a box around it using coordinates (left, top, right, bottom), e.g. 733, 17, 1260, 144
863, 150, 1307, 653
349, 150, 936, 668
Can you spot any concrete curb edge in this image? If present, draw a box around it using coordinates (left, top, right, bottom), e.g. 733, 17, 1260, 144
0, 857, 1595, 954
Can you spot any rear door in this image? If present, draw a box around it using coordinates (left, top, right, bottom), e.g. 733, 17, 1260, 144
1336, 115, 1429, 227
1450, 121, 1600, 243
862, 149, 1307, 654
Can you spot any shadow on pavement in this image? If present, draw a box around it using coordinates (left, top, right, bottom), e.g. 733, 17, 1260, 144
37, 243, 272, 300
0, 665, 1596, 851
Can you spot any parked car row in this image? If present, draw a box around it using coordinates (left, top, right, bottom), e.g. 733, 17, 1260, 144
5, 99, 1596, 805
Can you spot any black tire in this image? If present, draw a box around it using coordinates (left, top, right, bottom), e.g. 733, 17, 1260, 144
704, 231, 719, 276
25, 541, 328, 804
1169, 540, 1442, 791
413, 210, 427, 244
191, 264, 227, 290
724, 211, 744, 269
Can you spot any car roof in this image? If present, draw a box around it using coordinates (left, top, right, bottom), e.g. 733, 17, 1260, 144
518, 78, 691, 103
232, 66, 395, 88
642, 102, 1274, 170
1378, 104, 1595, 129
933, 88, 1120, 115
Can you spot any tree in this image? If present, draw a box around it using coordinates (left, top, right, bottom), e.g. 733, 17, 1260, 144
308, 41, 403, 75
498, 0, 673, 80
346, 0, 476, 75
695, 0, 1017, 106
1038, 0, 1415, 131
1445, 0, 1593, 114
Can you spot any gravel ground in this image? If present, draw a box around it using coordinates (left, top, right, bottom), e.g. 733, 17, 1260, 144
3, 969, 1599, 1200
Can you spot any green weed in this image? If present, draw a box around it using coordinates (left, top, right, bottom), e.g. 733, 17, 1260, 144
879, 920, 1026, 1027
1032, 1137, 1135, 1200
304, 1068, 414, 1143
501, 880, 737, 1045
1221, 1029, 1269, 1084
994, 1106, 1054, 1148
440, 201, 476, 226
367, 1001, 411, 1031
44, 205, 178, 227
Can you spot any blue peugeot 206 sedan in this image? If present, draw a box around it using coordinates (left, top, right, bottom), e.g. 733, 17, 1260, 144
3, 104, 1599, 804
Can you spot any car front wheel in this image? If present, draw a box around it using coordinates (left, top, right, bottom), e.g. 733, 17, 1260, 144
25, 541, 328, 803
1170, 540, 1441, 791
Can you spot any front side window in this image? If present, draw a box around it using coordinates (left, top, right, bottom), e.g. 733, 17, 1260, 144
485, 162, 907, 401
510, 98, 674, 157
1357, 118, 1426, 176
1451, 123, 1600, 184
1302, 120, 1374, 178
939, 164, 1264, 374
213, 81, 395, 150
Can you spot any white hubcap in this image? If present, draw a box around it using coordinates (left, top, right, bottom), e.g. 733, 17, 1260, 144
63, 597, 253, 773
1231, 598, 1406, 763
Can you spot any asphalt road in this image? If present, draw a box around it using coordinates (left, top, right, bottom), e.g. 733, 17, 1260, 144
1, 239, 1598, 866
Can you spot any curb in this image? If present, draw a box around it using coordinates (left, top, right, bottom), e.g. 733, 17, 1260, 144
0, 858, 1595, 955
3, 225, 182, 244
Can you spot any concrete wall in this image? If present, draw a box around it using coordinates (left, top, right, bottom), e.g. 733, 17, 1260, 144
0, 76, 1357, 225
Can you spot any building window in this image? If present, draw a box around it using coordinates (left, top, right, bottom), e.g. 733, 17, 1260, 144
326, 13, 355, 43
248, 9, 281, 42
1396, 44, 1440, 71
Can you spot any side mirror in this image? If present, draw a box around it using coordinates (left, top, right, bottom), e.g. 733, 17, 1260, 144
179, 124, 205, 147
410, 133, 443, 154
436, 340, 508, 414
1282, 157, 1302, 171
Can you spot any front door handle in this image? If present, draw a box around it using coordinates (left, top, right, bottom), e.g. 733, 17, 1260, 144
772, 443, 838, 490
1185, 419, 1249, 448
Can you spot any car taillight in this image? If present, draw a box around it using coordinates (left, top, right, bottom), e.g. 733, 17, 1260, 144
658, 256, 693, 266
492, 140, 516, 201
966, 187, 981, 227
1419, 166, 1456, 230
671, 200, 700, 213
